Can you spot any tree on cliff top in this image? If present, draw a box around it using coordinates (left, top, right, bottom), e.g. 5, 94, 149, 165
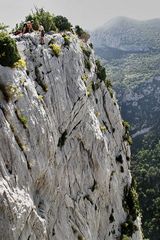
25, 8, 56, 32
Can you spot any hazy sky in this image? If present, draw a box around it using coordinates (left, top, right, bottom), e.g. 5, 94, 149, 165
1, 0, 160, 30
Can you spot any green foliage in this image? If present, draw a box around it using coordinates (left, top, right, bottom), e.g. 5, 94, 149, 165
94, 19, 160, 240
62, 34, 71, 47
103, 79, 114, 97
13, 21, 24, 33
0, 23, 9, 32
108, 88, 114, 98
121, 219, 138, 237
0, 32, 20, 67
75, 25, 90, 42
15, 109, 28, 128
100, 125, 107, 132
54, 15, 72, 31
122, 120, 130, 131
123, 179, 140, 221
86, 81, 93, 96
0, 84, 22, 102
103, 51, 160, 86
25, 8, 56, 32
89, 43, 93, 49
95, 59, 106, 81
14, 59, 26, 69
127, 135, 133, 145
104, 79, 112, 89
49, 44, 61, 57
81, 43, 92, 71
95, 112, 100, 117
14, 9, 73, 33
81, 45, 92, 58
123, 121, 132, 145
84, 58, 91, 71
122, 121, 132, 145
81, 73, 88, 82
121, 234, 131, 240
132, 141, 160, 240
121, 179, 140, 239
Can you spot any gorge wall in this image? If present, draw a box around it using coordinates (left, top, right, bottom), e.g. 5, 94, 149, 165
0, 32, 142, 240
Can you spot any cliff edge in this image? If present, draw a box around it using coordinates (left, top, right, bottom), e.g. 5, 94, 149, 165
0, 32, 142, 240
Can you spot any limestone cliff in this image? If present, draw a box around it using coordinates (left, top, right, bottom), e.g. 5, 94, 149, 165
0, 32, 142, 240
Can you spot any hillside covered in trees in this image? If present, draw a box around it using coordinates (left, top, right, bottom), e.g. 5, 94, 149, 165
91, 17, 160, 240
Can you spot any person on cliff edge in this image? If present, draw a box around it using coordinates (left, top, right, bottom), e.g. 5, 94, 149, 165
39, 24, 45, 45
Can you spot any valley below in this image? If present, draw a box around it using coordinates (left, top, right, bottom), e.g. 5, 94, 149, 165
91, 17, 160, 240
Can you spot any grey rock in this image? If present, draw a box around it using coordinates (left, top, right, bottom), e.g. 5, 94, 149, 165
0, 32, 142, 240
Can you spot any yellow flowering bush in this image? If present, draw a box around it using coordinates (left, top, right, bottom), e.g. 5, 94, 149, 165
49, 44, 61, 57
13, 58, 26, 69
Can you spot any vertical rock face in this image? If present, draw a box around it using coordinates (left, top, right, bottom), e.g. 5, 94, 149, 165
0, 33, 142, 240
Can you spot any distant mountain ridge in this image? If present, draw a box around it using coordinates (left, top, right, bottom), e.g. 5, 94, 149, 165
91, 16, 160, 52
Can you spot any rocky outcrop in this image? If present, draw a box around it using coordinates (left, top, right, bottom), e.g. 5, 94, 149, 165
0, 32, 142, 240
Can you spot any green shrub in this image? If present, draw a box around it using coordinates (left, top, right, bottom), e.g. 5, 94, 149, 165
95, 112, 100, 117
81, 45, 91, 58
49, 44, 61, 57
121, 235, 131, 240
127, 136, 133, 145
81, 73, 88, 82
62, 34, 71, 47
123, 134, 133, 145
13, 21, 24, 33
100, 125, 107, 132
13, 58, 26, 69
0, 83, 22, 102
25, 8, 56, 32
84, 58, 91, 71
104, 79, 112, 89
108, 88, 114, 98
75, 25, 90, 42
0, 32, 20, 67
95, 59, 106, 81
54, 15, 72, 31
81, 44, 92, 71
123, 179, 141, 221
127, 180, 140, 220
122, 120, 132, 145
121, 219, 138, 237
89, 43, 93, 49
122, 120, 130, 131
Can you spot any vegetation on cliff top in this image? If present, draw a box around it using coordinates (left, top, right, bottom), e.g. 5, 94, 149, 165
14, 8, 72, 33
0, 32, 20, 66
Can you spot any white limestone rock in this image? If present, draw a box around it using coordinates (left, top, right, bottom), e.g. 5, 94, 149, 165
0, 32, 143, 240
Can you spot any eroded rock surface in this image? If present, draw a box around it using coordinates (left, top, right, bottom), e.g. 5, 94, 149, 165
0, 32, 142, 240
